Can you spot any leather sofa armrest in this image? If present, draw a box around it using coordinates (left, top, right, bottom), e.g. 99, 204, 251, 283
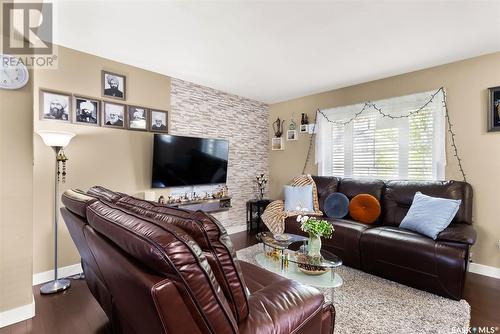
239, 279, 325, 334
437, 223, 477, 245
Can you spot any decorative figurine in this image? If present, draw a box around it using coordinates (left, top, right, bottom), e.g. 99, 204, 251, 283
255, 173, 268, 200
158, 195, 165, 204
272, 117, 285, 138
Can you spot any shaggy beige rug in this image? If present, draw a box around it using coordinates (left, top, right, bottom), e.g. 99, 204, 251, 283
237, 244, 470, 334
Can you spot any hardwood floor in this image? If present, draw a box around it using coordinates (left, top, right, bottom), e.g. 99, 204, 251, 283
1, 230, 498, 333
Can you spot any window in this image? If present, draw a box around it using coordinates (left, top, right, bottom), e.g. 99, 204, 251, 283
316, 90, 446, 181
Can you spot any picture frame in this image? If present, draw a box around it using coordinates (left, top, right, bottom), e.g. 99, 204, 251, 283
488, 86, 500, 132
102, 70, 126, 100
149, 109, 168, 133
73, 95, 100, 126
299, 124, 308, 133
271, 137, 284, 151
287, 129, 297, 141
102, 101, 126, 128
39, 89, 72, 123
127, 105, 149, 131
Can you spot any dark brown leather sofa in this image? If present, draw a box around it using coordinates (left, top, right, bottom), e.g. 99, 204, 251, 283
61, 186, 335, 334
285, 176, 476, 300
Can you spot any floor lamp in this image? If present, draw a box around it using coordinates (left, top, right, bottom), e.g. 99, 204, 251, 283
37, 130, 75, 295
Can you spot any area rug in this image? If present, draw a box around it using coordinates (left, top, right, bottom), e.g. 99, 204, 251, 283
237, 244, 470, 334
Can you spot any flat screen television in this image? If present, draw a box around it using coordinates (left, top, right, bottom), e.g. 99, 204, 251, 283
152, 134, 229, 188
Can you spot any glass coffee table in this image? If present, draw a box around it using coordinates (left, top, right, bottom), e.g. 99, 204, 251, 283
255, 232, 343, 295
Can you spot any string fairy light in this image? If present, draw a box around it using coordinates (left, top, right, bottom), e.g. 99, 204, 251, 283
302, 87, 467, 182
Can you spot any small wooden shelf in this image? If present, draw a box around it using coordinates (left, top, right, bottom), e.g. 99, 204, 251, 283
169, 197, 232, 213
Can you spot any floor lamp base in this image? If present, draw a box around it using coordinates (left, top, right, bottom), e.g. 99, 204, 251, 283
70, 272, 85, 280
40, 279, 71, 295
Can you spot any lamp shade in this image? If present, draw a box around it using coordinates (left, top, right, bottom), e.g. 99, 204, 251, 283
37, 130, 75, 147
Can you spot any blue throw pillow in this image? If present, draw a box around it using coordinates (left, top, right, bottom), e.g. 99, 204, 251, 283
324, 192, 349, 218
399, 192, 461, 240
284, 185, 314, 213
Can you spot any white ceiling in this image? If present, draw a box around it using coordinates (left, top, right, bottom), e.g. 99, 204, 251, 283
52, 0, 500, 103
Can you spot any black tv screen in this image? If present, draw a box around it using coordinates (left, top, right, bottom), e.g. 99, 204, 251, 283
152, 134, 229, 188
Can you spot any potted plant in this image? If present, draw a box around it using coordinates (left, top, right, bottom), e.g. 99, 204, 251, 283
296, 214, 334, 257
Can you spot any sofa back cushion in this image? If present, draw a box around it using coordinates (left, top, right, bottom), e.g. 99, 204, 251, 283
382, 180, 473, 227
338, 178, 386, 201
86, 200, 238, 334
311, 176, 340, 212
114, 196, 250, 323
87, 185, 127, 203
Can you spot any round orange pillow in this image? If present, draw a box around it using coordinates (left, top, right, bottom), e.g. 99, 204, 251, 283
349, 194, 381, 224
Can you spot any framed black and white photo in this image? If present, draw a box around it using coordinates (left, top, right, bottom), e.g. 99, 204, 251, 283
150, 110, 168, 133
127, 106, 149, 131
287, 129, 297, 141
102, 70, 126, 100
39, 89, 71, 122
73, 96, 100, 126
488, 86, 500, 132
102, 101, 126, 128
271, 137, 284, 151
300, 124, 308, 133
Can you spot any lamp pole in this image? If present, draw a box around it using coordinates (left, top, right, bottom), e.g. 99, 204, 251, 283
40, 145, 71, 295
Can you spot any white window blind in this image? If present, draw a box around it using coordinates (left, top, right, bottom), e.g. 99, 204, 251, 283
316, 90, 446, 181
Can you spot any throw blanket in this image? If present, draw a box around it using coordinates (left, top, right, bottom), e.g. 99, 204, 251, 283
261, 175, 323, 233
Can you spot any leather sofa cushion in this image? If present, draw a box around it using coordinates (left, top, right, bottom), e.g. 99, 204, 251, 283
360, 226, 468, 300
437, 223, 477, 245
238, 260, 287, 294
338, 178, 385, 201
311, 176, 340, 212
61, 189, 97, 218
86, 200, 238, 334
382, 180, 473, 227
87, 185, 127, 203
115, 196, 250, 324
239, 279, 324, 334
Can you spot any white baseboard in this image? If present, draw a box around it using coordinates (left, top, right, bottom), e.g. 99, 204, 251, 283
0, 296, 35, 328
227, 225, 247, 235
32, 263, 83, 286
468, 262, 500, 279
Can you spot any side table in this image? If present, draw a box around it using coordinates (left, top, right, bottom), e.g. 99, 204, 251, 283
246, 199, 272, 233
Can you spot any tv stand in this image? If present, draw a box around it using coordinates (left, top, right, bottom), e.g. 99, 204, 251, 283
169, 197, 231, 213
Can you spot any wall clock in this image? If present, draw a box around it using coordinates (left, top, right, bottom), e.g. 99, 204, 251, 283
0, 54, 29, 90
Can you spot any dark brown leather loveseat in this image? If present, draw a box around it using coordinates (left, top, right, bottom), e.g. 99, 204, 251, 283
61, 186, 335, 334
285, 176, 476, 300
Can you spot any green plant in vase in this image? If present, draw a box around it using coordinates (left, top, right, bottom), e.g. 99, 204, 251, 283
296, 213, 334, 258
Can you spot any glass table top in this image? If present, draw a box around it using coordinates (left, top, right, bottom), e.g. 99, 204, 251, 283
256, 231, 308, 250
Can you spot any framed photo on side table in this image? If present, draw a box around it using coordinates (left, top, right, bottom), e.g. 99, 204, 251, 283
488, 86, 500, 132
39, 89, 71, 122
73, 96, 100, 126
102, 101, 126, 128
150, 109, 168, 132
102, 70, 126, 100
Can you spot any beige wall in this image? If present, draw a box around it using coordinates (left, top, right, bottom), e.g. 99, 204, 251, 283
269, 52, 500, 268
33, 46, 171, 274
0, 74, 34, 312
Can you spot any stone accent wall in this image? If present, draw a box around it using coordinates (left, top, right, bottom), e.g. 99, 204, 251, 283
170, 78, 269, 232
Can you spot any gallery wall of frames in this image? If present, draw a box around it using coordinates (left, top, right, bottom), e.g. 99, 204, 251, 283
38, 70, 168, 133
